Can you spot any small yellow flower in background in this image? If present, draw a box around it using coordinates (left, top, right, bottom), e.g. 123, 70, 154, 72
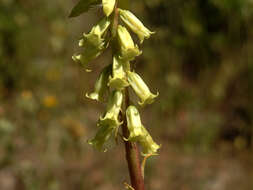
43, 95, 58, 108
117, 25, 142, 61
21, 90, 33, 99
86, 64, 111, 101
108, 56, 129, 90
72, 17, 111, 66
99, 90, 123, 127
102, 0, 116, 17
127, 71, 158, 106
125, 105, 144, 141
118, 9, 155, 43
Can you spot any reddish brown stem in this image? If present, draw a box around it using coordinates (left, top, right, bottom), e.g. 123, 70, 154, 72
122, 88, 145, 190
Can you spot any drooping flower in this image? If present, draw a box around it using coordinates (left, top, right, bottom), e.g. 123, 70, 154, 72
86, 64, 111, 101
72, 17, 111, 66
125, 105, 144, 141
127, 71, 158, 106
125, 105, 160, 155
108, 56, 129, 90
117, 25, 142, 61
118, 9, 155, 43
88, 124, 114, 151
99, 90, 123, 127
139, 127, 160, 156
102, 0, 116, 17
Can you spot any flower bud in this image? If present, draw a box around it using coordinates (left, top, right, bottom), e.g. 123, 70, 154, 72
139, 127, 160, 156
86, 64, 111, 101
118, 9, 155, 43
125, 106, 144, 141
108, 56, 129, 90
99, 90, 123, 127
88, 124, 114, 151
127, 71, 158, 106
117, 25, 142, 61
72, 18, 111, 66
102, 0, 116, 17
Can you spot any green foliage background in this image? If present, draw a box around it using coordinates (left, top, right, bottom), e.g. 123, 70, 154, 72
0, 0, 253, 189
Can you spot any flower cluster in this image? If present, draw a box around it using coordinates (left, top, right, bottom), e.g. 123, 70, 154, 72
73, 0, 160, 155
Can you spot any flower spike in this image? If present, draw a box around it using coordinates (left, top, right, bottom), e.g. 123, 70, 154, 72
108, 56, 129, 90
117, 25, 142, 61
118, 9, 155, 43
127, 71, 158, 106
99, 90, 123, 127
72, 17, 111, 66
86, 64, 111, 101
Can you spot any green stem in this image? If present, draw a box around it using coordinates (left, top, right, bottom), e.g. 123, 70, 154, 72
110, 2, 145, 189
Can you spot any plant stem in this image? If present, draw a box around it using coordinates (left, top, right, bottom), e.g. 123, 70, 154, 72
122, 88, 145, 190
111, 2, 145, 189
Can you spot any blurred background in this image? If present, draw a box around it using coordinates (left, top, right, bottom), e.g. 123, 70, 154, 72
0, 0, 253, 189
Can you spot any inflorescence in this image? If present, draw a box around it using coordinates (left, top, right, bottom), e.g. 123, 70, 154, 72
72, 0, 160, 156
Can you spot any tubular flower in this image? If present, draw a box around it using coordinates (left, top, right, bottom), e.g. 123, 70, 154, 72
139, 127, 160, 156
125, 106, 144, 141
108, 56, 129, 90
99, 90, 123, 127
102, 0, 116, 17
118, 9, 155, 44
117, 25, 142, 61
88, 124, 114, 151
127, 71, 158, 106
72, 17, 111, 66
86, 64, 111, 101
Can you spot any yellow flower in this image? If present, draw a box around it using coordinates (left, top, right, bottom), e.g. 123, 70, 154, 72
117, 25, 142, 61
102, 0, 116, 16
127, 71, 158, 106
86, 64, 111, 101
139, 127, 160, 156
99, 90, 123, 127
88, 124, 114, 151
118, 9, 155, 43
72, 17, 111, 66
108, 56, 129, 90
125, 106, 160, 155
125, 106, 144, 141
43, 95, 58, 108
